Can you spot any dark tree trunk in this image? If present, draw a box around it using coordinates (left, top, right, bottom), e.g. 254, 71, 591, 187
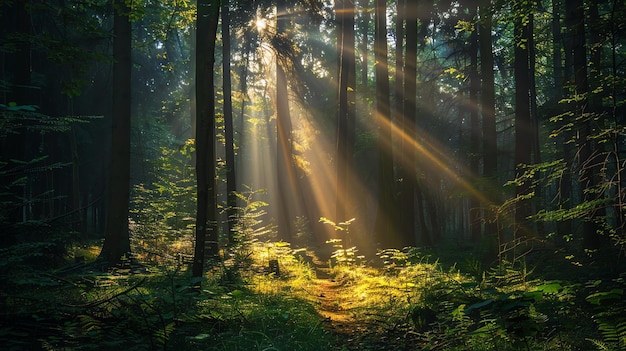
192, 0, 221, 279
565, 0, 599, 249
513, 0, 533, 240
479, 0, 498, 243
392, 0, 405, 246
275, 0, 296, 241
553, 0, 572, 240
468, 1, 481, 242
100, 0, 132, 266
221, 0, 238, 245
336, 0, 356, 230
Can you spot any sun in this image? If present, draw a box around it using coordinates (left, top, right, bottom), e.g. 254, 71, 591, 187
255, 17, 267, 32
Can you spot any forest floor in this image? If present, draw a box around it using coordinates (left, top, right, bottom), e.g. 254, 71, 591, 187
313, 271, 395, 351
3, 241, 624, 350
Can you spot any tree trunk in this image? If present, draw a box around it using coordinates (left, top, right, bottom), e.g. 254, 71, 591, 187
479, 0, 498, 245
513, 0, 533, 241
551, 0, 572, 240
192, 0, 221, 279
221, 0, 238, 245
100, 0, 132, 266
336, 0, 356, 231
565, 0, 599, 249
468, 1, 481, 242
275, 0, 295, 241
373, 0, 395, 247
393, 0, 405, 246
399, 0, 417, 247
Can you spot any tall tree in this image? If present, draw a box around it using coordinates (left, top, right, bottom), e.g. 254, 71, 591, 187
222, 0, 238, 244
373, 0, 395, 247
336, 0, 356, 227
551, 0, 573, 240
398, 0, 417, 247
192, 0, 221, 279
479, 0, 499, 249
565, 0, 599, 248
275, 0, 297, 241
100, 0, 132, 265
468, 0, 481, 242
513, 0, 533, 240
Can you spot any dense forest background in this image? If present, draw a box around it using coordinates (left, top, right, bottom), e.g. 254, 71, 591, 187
1, 0, 626, 350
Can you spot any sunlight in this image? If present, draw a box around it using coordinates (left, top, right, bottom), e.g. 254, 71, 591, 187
255, 17, 267, 32
378, 111, 491, 207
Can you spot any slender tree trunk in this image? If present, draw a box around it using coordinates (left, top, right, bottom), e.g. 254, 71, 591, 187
566, 0, 599, 248
479, 0, 498, 244
513, 0, 533, 241
468, 1, 481, 242
237, 30, 251, 190
551, 0, 572, 240
528, 10, 544, 237
275, 0, 298, 241
393, 0, 405, 246
400, 0, 417, 247
100, 0, 132, 266
585, 0, 606, 247
192, 0, 221, 279
190, 27, 197, 140
373, 0, 394, 247
336, 0, 356, 230
221, 0, 238, 245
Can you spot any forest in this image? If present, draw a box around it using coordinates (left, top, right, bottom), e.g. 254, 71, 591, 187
1, 0, 626, 350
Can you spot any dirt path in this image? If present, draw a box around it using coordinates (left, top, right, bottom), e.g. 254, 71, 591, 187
311, 266, 375, 340
315, 275, 353, 323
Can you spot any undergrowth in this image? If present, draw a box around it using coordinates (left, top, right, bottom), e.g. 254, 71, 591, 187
1, 236, 624, 350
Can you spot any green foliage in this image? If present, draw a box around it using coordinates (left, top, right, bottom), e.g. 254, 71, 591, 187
320, 217, 364, 267
586, 279, 626, 350
0, 106, 101, 275
130, 139, 196, 263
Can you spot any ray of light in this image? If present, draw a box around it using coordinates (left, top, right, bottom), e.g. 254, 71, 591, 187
376, 110, 492, 207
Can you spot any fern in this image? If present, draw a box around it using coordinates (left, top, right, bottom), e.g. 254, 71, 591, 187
587, 338, 614, 351
597, 319, 626, 350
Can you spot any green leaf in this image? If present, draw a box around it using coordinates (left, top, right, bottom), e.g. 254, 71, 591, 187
586, 289, 623, 305
464, 299, 494, 314
534, 282, 562, 294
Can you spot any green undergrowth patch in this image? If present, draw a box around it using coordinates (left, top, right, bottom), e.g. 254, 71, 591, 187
2, 240, 625, 351
0, 241, 337, 351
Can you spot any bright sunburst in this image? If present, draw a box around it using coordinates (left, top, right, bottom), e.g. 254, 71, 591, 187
255, 17, 267, 32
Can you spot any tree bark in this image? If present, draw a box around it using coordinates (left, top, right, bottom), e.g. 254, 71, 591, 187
567, 0, 600, 248
553, 0, 572, 240
274, 0, 300, 242
513, 0, 533, 240
221, 0, 238, 245
100, 0, 132, 266
468, 1, 481, 242
479, 0, 498, 243
336, 0, 356, 230
192, 0, 221, 279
